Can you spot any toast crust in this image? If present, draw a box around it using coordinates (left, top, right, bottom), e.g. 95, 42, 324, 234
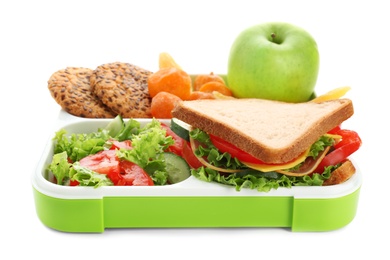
323, 159, 356, 185
172, 98, 354, 164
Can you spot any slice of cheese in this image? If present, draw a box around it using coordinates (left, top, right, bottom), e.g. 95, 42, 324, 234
243, 134, 340, 175
243, 148, 310, 172
276, 146, 330, 176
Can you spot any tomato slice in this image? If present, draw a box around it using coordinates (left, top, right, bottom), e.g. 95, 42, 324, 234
314, 129, 362, 173
69, 180, 80, 186
209, 134, 265, 164
182, 141, 203, 169
160, 123, 184, 156
327, 125, 341, 134
79, 150, 122, 185
110, 140, 132, 150
119, 160, 154, 186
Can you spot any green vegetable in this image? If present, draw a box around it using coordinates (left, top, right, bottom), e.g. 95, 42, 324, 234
48, 151, 113, 187
48, 117, 178, 187
118, 119, 174, 168
48, 151, 70, 185
116, 119, 175, 185
309, 135, 335, 158
105, 114, 125, 137
170, 118, 191, 141
190, 128, 244, 170
69, 162, 113, 187
189, 129, 336, 192
163, 152, 191, 184
52, 128, 110, 162
116, 118, 141, 141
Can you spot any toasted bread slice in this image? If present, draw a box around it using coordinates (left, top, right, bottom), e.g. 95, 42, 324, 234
323, 159, 356, 185
172, 98, 354, 164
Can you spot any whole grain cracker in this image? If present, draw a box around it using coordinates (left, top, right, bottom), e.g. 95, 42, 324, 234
48, 67, 117, 118
90, 62, 153, 118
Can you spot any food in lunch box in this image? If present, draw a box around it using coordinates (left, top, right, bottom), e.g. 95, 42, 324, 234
171, 98, 361, 191
90, 62, 153, 118
47, 116, 191, 187
227, 22, 319, 102
48, 62, 154, 118
47, 67, 116, 118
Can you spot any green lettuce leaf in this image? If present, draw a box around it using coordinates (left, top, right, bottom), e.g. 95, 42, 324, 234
69, 162, 113, 187
189, 129, 339, 192
190, 129, 244, 170
309, 135, 335, 158
52, 128, 111, 162
48, 151, 70, 185
117, 119, 174, 185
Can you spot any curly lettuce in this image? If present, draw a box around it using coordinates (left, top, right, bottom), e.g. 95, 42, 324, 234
189, 129, 338, 192
48, 116, 175, 187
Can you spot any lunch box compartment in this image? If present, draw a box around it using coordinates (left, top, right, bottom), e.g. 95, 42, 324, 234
32, 111, 362, 232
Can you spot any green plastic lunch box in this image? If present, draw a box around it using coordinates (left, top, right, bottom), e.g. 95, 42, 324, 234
32, 110, 362, 232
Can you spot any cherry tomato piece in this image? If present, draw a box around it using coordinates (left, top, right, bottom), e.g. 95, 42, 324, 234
110, 140, 132, 150
79, 150, 122, 185
119, 160, 154, 186
160, 123, 184, 156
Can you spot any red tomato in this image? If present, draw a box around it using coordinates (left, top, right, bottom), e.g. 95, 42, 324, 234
119, 160, 154, 186
160, 123, 184, 156
79, 150, 122, 185
314, 129, 362, 173
333, 129, 361, 149
327, 125, 342, 134
182, 141, 203, 169
69, 180, 80, 186
110, 140, 132, 150
209, 134, 265, 164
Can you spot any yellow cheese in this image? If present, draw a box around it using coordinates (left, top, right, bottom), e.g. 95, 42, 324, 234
325, 133, 342, 141
277, 146, 330, 176
243, 147, 311, 172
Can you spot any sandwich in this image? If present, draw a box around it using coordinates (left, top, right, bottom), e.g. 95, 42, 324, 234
171, 98, 362, 192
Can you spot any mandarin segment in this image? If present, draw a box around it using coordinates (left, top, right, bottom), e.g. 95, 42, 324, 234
150, 91, 182, 119
193, 72, 225, 91
147, 67, 192, 100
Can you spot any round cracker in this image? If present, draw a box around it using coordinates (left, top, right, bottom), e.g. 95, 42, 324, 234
90, 62, 153, 118
48, 67, 116, 118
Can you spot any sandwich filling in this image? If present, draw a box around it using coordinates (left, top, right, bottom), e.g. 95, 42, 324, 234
185, 126, 361, 191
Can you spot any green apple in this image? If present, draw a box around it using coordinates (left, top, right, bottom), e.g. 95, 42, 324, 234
227, 22, 319, 102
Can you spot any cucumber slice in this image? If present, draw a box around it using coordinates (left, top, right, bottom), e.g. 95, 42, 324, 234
170, 118, 191, 141
105, 115, 124, 137
163, 152, 191, 184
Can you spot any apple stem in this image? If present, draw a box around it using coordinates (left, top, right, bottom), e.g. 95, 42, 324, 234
271, 33, 276, 41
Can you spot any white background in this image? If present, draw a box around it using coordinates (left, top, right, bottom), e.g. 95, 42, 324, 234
1, 0, 387, 259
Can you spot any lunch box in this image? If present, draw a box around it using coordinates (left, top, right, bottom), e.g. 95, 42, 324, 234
32, 110, 362, 232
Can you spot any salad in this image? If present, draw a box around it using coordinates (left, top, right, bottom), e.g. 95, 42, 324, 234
47, 116, 193, 187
